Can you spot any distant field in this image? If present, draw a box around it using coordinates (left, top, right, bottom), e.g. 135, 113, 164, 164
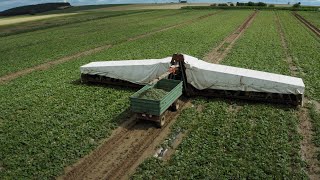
0, 13, 78, 26
0, 6, 320, 180
99, 3, 212, 11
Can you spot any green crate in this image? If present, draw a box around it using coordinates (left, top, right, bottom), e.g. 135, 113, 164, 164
130, 79, 183, 116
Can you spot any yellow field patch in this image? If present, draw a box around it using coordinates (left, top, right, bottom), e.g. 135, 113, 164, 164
0, 13, 78, 26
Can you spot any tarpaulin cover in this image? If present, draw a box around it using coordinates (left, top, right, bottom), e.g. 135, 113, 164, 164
80, 54, 305, 95
80, 58, 171, 85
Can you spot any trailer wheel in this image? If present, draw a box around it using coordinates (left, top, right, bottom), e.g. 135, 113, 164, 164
157, 116, 166, 128
170, 102, 179, 112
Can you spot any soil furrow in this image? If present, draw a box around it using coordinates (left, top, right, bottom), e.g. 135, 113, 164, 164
61, 116, 137, 179
298, 107, 320, 180
203, 10, 258, 63
60, 100, 191, 180
0, 11, 222, 84
274, 11, 298, 76
0, 44, 112, 84
277, 11, 320, 180
292, 12, 320, 38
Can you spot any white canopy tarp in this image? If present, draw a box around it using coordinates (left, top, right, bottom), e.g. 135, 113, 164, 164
80, 54, 305, 95
80, 58, 171, 85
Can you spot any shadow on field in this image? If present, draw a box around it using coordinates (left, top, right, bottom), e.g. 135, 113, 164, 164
70, 78, 140, 92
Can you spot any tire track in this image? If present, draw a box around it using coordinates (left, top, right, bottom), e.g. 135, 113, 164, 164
203, 10, 258, 64
276, 11, 320, 180
274, 11, 298, 76
60, 100, 191, 180
0, 11, 222, 84
292, 12, 320, 38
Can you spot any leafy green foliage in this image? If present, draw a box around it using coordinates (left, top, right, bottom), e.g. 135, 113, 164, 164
309, 104, 320, 161
139, 88, 168, 100
0, 10, 147, 37
298, 11, 320, 29
278, 11, 320, 101
133, 100, 307, 179
0, 10, 209, 76
0, 10, 251, 179
223, 11, 290, 75
133, 11, 308, 179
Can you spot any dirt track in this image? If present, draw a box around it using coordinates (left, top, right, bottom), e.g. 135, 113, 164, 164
203, 11, 258, 63
275, 12, 320, 180
60, 100, 191, 180
292, 12, 320, 38
274, 11, 298, 76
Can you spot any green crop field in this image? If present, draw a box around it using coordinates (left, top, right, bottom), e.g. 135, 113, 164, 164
0, 7, 320, 179
298, 11, 320, 29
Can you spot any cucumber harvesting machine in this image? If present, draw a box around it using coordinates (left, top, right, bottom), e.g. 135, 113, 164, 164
80, 54, 305, 127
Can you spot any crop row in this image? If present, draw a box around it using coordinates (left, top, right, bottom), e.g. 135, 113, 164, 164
0, 10, 210, 76
278, 11, 320, 101
223, 11, 290, 75
0, 10, 147, 37
133, 101, 305, 179
298, 11, 320, 29
278, 11, 320, 163
133, 11, 307, 179
0, 10, 252, 179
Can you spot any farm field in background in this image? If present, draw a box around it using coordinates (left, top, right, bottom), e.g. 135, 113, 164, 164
298, 11, 320, 29
0, 7, 320, 179
0, 10, 146, 37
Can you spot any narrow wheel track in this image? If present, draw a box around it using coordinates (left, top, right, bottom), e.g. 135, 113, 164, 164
61, 100, 190, 180
62, 116, 138, 179
274, 11, 298, 76
292, 12, 320, 38
203, 10, 258, 63
0, 11, 222, 84
277, 11, 320, 180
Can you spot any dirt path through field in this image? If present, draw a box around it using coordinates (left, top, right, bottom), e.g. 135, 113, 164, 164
203, 10, 258, 63
276, 11, 320, 180
292, 12, 320, 38
60, 100, 191, 180
0, 11, 222, 84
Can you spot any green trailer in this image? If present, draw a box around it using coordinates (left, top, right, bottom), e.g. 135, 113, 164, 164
130, 79, 183, 127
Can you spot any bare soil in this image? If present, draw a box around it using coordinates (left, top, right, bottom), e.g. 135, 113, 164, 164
162, 132, 187, 161
60, 100, 191, 180
0, 13, 78, 26
203, 11, 258, 63
312, 100, 320, 113
298, 106, 320, 180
